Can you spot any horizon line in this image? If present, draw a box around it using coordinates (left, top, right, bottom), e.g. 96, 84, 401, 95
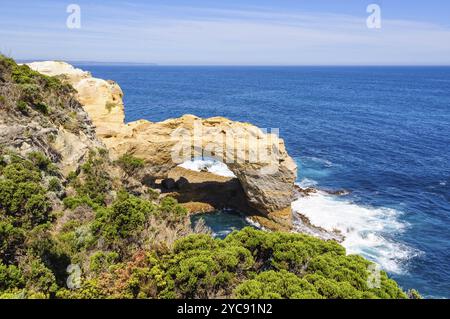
16, 59, 450, 68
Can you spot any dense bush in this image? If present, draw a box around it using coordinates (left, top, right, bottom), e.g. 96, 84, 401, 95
164, 235, 254, 298
115, 153, 144, 177
53, 228, 409, 300
0, 219, 24, 262
68, 149, 112, 205
0, 263, 24, 291
16, 100, 28, 114
157, 196, 188, 224
92, 192, 155, 242
226, 228, 407, 299
48, 178, 61, 192
0, 155, 52, 228
234, 270, 322, 299
33, 102, 49, 114
8, 58, 72, 93
0, 153, 411, 299
27, 151, 53, 172
90, 251, 119, 273
0, 152, 67, 297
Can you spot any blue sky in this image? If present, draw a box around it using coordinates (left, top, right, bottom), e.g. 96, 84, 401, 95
1, 0, 450, 65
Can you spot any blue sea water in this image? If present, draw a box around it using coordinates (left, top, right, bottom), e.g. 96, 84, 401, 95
77, 65, 450, 298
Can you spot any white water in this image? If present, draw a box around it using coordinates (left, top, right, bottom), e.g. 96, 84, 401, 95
297, 178, 318, 188
292, 183, 419, 274
181, 159, 418, 274
179, 158, 236, 178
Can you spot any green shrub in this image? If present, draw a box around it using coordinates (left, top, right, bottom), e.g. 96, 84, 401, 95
165, 245, 253, 298
0, 219, 25, 262
0, 263, 24, 291
21, 257, 58, 296
303, 273, 363, 299
16, 100, 28, 113
97, 148, 108, 157
0, 155, 52, 228
48, 178, 61, 192
92, 194, 155, 242
157, 197, 187, 224
234, 270, 321, 299
0, 180, 46, 217
90, 251, 119, 273
146, 188, 160, 201
34, 102, 49, 114
63, 195, 98, 210
11, 64, 36, 85
20, 84, 41, 103
173, 234, 217, 253
72, 150, 111, 205
226, 228, 406, 299
271, 236, 345, 274
115, 153, 144, 177
1, 162, 41, 183
43, 74, 71, 92
306, 253, 370, 291
66, 171, 78, 182
55, 279, 105, 299
24, 194, 52, 226
56, 223, 96, 254
151, 234, 255, 298
27, 152, 51, 171
25, 225, 71, 287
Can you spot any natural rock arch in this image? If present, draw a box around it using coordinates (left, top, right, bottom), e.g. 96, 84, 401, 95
27, 62, 297, 228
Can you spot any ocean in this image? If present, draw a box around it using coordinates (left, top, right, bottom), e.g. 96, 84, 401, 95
76, 65, 450, 298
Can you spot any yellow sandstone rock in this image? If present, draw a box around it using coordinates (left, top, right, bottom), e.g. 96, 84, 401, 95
27, 61, 297, 228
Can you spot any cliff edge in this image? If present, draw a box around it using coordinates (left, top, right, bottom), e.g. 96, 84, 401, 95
26, 61, 297, 229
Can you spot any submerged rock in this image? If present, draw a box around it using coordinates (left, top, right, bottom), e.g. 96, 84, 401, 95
293, 211, 345, 242
295, 185, 318, 197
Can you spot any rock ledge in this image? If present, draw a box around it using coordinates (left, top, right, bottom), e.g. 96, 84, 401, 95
27, 62, 297, 228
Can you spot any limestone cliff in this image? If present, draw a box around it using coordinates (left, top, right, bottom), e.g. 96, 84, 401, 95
26, 61, 297, 228
0, 57, 103, 176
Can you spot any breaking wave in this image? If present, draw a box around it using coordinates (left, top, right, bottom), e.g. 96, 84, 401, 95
292, 182, 420, 274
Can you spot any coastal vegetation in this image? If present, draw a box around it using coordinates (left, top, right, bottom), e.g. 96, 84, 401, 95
0, 55, 417, 299
0, 148, 413, 299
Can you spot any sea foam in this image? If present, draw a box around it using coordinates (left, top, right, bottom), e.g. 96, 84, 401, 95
291, 182, 419, 274
179, 158, 236, 178
181, 159, 418, 274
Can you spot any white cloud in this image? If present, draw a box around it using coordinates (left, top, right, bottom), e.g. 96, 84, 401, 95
1, 5, 450, 64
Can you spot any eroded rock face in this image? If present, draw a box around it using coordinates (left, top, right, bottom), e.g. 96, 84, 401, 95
26, 61, 125, 129
27, 62, 297, 227
0, 61, 103, 177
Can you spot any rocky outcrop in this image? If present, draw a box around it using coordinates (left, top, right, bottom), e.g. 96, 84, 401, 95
0, 120, 103, 176
26, 61, 125, 129
101, 115, 297, 227
0, 59, 103, 176
27, 61, 297, 228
